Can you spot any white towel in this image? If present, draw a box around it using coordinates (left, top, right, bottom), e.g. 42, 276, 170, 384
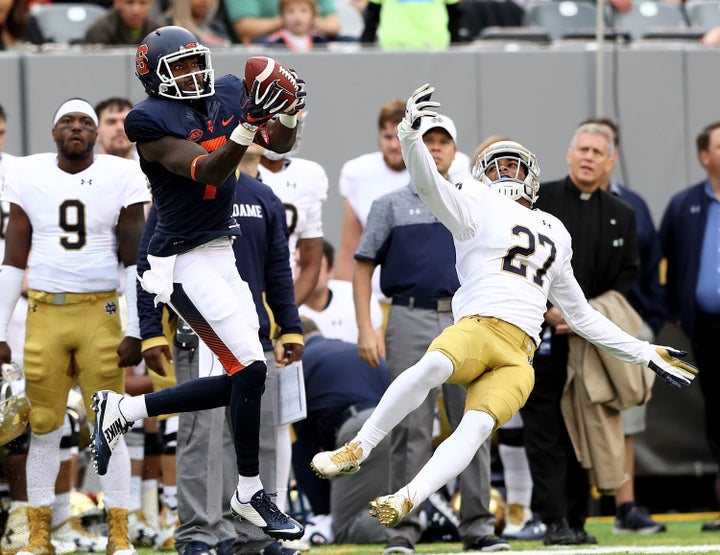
139, 254, 177, 306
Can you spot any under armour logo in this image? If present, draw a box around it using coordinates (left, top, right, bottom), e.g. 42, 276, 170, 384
691, 205, 701, 214
454, 182, 462, 190
409, 208, 422, 215
80, 179, 93, 186
105, 302, 117, 315
542, 219, 552, 229
286, 181, 297, 189
30, 304, 37, 312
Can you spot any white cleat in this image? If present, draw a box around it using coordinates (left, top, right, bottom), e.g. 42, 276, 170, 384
310, 441, 363, 478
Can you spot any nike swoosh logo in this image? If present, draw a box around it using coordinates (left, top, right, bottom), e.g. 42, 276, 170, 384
222, 115, 235, 126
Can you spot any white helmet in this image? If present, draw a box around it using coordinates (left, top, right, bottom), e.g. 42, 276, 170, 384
0, 363, 31, 446
472, 140, 541, 205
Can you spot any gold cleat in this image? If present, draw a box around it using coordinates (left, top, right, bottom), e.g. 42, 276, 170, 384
310, 441, 363, 478
369, 494, 414, 527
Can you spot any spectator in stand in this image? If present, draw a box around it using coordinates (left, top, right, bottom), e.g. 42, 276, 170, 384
0, 0, 28, 49
360, 0, 464, 49
83, 0, 164, 45
164, 0, 231, 46
223, 0, 338, 44
659, 121, 720, 533
266, 0, 328, 51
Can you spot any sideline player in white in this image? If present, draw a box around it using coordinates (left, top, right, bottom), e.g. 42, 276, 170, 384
258, 114, 328, 307
255, 115, 327, 519
298, 239, 384, 344
310, 84, 698, 528
0, 98, 151, 555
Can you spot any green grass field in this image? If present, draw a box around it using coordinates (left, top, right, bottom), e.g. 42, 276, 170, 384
126, 513, 720, 555
290, 514, 720, 554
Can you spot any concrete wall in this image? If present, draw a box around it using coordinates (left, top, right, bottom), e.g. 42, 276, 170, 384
6, 42, 720, 238
3, 42, 719, 477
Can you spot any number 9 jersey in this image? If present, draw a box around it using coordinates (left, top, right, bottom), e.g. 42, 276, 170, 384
2, 153, 150, 293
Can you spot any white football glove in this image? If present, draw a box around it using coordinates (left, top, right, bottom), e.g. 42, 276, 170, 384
648, 345, 698, 389
404, 83, 441, 130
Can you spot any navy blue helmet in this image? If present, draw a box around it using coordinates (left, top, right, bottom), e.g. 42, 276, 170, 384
135, 26, 215, 100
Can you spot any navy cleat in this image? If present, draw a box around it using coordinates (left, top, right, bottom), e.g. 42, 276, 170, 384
230, 490, 303, 541
90, 390, 134, 476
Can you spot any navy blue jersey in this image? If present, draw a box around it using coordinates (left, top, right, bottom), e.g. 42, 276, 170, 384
126, 74, 248, 257
137, 173, 301, 349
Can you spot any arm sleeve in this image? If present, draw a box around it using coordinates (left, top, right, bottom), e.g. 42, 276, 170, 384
136, 206, 166, 343
549, 256, 654, 365
265, 193, 302, 336
397, 119, 479, 242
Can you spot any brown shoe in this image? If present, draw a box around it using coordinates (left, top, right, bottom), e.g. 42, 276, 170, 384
106, 508, 138, 555
16, 507, 54, 555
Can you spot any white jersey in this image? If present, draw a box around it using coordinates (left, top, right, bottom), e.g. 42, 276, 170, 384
2, 153, 150, 293
398, 121, 653, 365
0, 152, 26, 364
298, 279, 383, 343
258, 157, 328, 268
0, 152, 17, 239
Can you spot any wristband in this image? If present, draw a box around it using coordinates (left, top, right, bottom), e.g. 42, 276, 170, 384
278, 114, 297, 129
0, 265, 25, 342
190, 154, 207, 181
124, 265, 141, 339
280, 333, 304, 346
230, 122, 259, 146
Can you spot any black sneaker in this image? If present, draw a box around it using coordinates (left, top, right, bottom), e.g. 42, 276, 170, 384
573, 527, 598, 544
543, 518, 578, 545
702, 517, 720, 531
463, 535, 510, 552
613, 504, 667, 534
260, 541, 300, 555
182, 541, 212, 555
230, 490, 303, 540
383, 535, 414, 554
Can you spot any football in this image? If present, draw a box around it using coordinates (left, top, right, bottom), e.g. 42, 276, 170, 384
244, 56, 299, 113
